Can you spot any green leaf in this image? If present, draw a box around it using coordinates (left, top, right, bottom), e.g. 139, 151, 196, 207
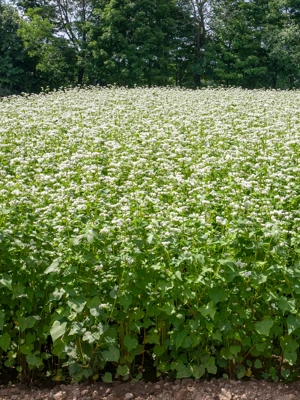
175, 329, 187, 350
69, 321, 84, 336
109, 288, 117, 299
175, 363, 192, 379
208, 287, 227, 304
18, 316, 27, 332
67, 293, 87, 313
157, 280, 173, 296
281, 369, 290, 380
205, 357, 217, 374
192, 364, 205, 379
153, 345, 165, 357
0, 311, 5, 331
97, 323, 108, 336
151, 264, 162, 271
159, 302, 175, 315
119, 294, 132, 311
211, 330, 222, 342
44, 260, 60, 274
286, 315, 300, 334
218, 259, 235, 267
199, 301, 216, 320
27, 316, 39, 329
0, 332, 10, 351
123, 335, 138, 352
255, 317, 273, 336
278, 297, 296, 315
69, 363, 87, 381
90, 308, 100, 317
83, 331, 97, 344
134, 373, 143, 381
13, 284, 25, 298
283, 351, 297, 365
254, 272, 267, 284
25, 332, 36, 345
131, 309, 144, 320
237, 366, 246, 379
229, 345, 241, 356
194, 253, 205, 263
50, 320, 67, 342
174, 271, 182, 281
50, 288, 65, 301
52, 338, 66, 356
0, 207, 10, 215
0, 273, 12, 291
280, 335, 298, 365
102, 345, 120, 362
254, 359, 262, 369
147, 233, 154, 244
220, 347, 233, 360
256, 343, 266, 352
86, 296, 101, 309
20, 344, 34, 355
234, 306, 247, 319
146, 333, 160, 345
102, 372, 112, 383
117, 365, 130, 377
26, 354, 43, 367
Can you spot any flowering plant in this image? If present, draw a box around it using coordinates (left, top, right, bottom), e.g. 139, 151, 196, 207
0, 87, 300, 381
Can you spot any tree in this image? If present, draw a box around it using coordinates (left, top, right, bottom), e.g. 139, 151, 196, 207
0, 2, 33, 95
93, 0, 183, 87
188, 0, 212, 86
50, 0, 100, 84
207, 0, 269, 87
262, 0, 300, 88
18, 7, 78, 89
17, 0, 99, 85
5, 0, 300, 92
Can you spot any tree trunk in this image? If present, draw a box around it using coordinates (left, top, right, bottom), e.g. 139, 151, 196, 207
191, 1, 208, 87
194, 32, 201, 86
77, 66, 85, 85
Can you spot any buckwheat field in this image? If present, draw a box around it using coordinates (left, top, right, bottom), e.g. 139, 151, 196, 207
1, 87, 300, 382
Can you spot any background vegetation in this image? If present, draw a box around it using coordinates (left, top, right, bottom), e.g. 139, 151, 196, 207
2, 0, 300, 96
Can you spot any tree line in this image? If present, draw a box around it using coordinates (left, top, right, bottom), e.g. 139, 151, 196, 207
1, 0, 300, 96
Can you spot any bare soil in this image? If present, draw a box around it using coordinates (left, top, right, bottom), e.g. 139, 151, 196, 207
1, 377, 300, 400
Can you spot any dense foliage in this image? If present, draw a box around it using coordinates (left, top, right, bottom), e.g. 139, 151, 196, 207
0, 2, 35, 96
1, 87, 300, 382
2, 0, 300, 94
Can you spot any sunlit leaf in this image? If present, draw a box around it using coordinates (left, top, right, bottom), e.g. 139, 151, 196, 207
50, 321, 67, 342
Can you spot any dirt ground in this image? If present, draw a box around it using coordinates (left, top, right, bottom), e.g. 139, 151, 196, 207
1, 377, 300, 400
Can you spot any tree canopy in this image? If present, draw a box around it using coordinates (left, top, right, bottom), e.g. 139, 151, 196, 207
1, 0, 300, 94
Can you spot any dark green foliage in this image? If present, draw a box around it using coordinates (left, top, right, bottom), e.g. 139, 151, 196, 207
18, 7, 78, 90
3, 0, 300, 92
262, 0, 300, 88
0, 2, 33, 95
92, 0, 184, 87
208, 0, 269, 88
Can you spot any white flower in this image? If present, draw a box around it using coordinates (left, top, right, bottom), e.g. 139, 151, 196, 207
216, 216, 227, 225
235, 260, 247, 269
241, 271, 252, 277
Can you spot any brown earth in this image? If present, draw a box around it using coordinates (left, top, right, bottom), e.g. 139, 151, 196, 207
1, 377, 300, 400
